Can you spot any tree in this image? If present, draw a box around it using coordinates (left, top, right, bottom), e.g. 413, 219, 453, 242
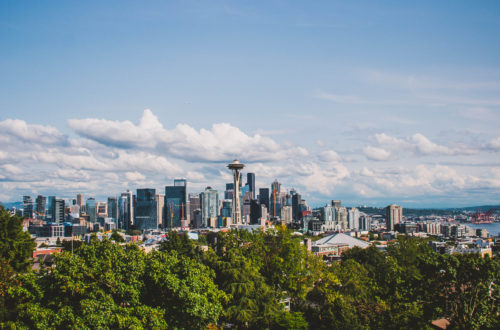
110, 230, 125, 243
159, 231, 201, 260
439, 254, 500, 329
142, 250, 226, 328
0, 205, 36, 272
7, 238, 225, 329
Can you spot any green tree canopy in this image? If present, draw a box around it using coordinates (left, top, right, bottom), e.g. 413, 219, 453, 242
0, 205, 36, 272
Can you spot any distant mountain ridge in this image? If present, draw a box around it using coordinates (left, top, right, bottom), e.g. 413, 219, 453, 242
0, 201, 22, 209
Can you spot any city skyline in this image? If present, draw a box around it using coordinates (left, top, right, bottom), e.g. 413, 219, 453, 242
1, 1, 500, 207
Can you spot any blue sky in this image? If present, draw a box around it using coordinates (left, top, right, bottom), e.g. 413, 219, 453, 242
1, 0, 500, 207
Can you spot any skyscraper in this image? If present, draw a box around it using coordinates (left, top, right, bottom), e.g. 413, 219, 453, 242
200, 186, 219, 227
250, 199, 261, 224
107, 197, 118, 221
335, 207, 348, 230
292, 192, 301, 221
96, 202, 107, 218
86, 198, 96, 223
331, 200, 341, 208
224, 183, 234, 200
386, 204, 403, 231
270, 180, 281, 218
118, 190, 133, 230
35, 195, 46, 218
189, 194, 201, 228
135, 188, 157, 230
156, 193, 164, 228
23, 196, 34, 218
165, 179, 188, 228
259, 188, 269, 210
51, 198, 65, 223
347, 208, 360, 231
77, 194, 84, 207
247, 173, 255, 199
47, 196, 55, 221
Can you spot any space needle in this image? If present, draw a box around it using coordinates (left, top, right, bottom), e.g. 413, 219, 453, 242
227, 159, 245, 225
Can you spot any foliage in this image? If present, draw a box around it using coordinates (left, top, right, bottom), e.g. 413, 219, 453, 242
125, 228, 142, 236
60, 239, 84, 251
0, 205, 36, 272
438, 253, 500, 329
110, 230, 125, 243
5, 238, 225, 329
1, 221, 499, 329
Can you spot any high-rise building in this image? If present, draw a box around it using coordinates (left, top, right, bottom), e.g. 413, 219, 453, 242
224, 183, 234, 200
335, 207, 348, 230
135, 188, 158, 230
270, 180, 281, 218
96, 202, 107, 218
221, 200, 232, 218
86, 198, 97, 223
292, 192, 301, 221
165, 179, 188, 228
118, 191, 133, 230
331, 200, 341, 208
77, 194, 84, 207
386, 204, 403, 231
247, 173, 255, 199
51, 198, 65, 223
281, 205, 293, 224
107, 197, 118, 221
259, 188, 269, 210
23, 196, 34, 219
200, 187, 219, 227
35, 195, 46, 218
47, 196, 55, 221
347, 208, 360, 231
359, 214, 371, 231
156, 193, 164, 228
321, 205, 336, 231
69, 204, 80, 218
189, 194, 201, 228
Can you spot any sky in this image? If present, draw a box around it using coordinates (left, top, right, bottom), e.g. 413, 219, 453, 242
1, 0, 500, 207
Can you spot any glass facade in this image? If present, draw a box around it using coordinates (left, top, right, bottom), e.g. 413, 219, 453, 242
135, 188, 157, 230
200, 187, 219, 227
165, 180, 188, 228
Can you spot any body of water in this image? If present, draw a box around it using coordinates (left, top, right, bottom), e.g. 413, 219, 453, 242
466, 223, 500, 236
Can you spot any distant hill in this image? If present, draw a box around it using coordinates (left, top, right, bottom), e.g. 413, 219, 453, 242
358, 205, 500, 217
444, 205, 500, 212
0, 201, 22, 209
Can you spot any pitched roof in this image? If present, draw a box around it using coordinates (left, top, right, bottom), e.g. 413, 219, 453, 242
313, 233, 370, 249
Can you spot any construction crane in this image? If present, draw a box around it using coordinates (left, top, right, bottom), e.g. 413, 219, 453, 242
471, 208, 496, 223
167, 202, 189, 229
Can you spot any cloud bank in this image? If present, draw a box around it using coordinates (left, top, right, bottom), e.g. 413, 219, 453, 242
1, 109, 499, 207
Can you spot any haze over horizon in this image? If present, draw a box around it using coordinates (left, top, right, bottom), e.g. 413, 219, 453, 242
1, 1, 500, 207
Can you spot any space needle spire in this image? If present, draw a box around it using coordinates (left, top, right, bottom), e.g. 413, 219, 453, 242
227, 159, 245, 225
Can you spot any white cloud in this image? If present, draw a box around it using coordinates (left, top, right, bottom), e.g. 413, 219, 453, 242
1, 164, 24, 175
363, 146, 391, 161
294, 162, 349, 195
318, 150, 341, 162
411, 133, 453, 155
375, 133, 409, 149
69, 109, 305, 163
367, 132, 479, 160
0, 110, 497, 206
486, 137, 500, 151
0, 119, 65, 145
314, 91, 366, 104
125, 171, 146, 182
54, 169, 90, 181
